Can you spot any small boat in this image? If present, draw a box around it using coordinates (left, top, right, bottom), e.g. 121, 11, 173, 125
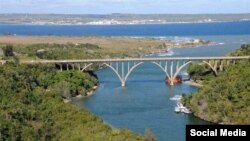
170, 95, 182, 101
175, 106, 181, 112
183, 108, 191, 114
175, 102, 183, 113
175, 102, 191, 114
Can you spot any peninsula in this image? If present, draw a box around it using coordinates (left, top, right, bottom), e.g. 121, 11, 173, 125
0, 36, 210, 60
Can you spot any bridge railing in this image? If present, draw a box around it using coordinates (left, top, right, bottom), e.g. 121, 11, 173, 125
19, 56, 250, 64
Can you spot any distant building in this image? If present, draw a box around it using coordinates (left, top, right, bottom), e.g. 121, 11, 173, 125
193, 39, 201, 43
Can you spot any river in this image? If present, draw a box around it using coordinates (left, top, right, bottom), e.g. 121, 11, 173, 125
73, 35, 250, 141
1, 22, 250, 141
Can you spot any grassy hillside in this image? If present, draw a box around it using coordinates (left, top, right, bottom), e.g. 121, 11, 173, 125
0, 36, 169, 60
183, 45, 250, 124
0, 64, 147, 140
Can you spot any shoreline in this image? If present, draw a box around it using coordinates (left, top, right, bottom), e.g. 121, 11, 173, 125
64, 85, 99, 103
183, 80, 203, 87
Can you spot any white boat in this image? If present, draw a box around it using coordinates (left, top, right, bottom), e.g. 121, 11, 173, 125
170, 95, 182, 101
175, 107, 181, 112
175, 102, 191, 114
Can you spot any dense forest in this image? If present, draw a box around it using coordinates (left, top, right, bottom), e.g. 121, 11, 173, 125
0, 64, 154, 139
183, 44, 250, 124
0, 64, 146, 140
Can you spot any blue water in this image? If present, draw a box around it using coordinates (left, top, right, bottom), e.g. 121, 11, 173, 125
1, 21, 250, 36
73, 35, 250, 141
1, 22, 250, 141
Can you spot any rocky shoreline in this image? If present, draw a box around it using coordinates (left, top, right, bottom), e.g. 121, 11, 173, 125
183, 80, 203, 87
63, 85, 99, 103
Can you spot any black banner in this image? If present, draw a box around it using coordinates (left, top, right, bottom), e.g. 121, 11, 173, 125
186, 125, 250, 141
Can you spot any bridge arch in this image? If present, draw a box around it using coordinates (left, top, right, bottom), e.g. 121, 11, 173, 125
103, 63, 124, 84
81, 63, 93, 72
103, 62, 145, 86
202, 61, 218, 75
124, 62, 144, 83
173, 61, 193, 79
151, 61, 171, 80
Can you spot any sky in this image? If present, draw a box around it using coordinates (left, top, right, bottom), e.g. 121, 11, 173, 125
0, 0, 250, 14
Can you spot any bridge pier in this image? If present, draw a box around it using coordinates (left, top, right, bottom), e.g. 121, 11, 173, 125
60, 64, 63, 72
121, 82, 126, 87
219, 60, 224, 71
169, 79, 174, 86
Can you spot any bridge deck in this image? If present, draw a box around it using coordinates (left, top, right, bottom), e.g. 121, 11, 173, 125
19, 56, 250, 64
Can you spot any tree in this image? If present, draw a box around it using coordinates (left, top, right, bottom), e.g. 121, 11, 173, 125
0, 64, 142, 141
3, 44, 14, 57
52, 81, 71, 100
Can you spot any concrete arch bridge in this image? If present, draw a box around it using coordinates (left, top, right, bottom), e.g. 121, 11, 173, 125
20, 56, 250, 86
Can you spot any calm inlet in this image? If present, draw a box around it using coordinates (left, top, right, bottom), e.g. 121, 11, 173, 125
73, 35, 250, 141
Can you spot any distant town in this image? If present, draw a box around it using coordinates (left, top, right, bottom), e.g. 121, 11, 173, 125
0, 13, 250, 25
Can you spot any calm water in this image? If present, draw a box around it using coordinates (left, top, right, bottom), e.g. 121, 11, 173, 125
73, 35, 250, 141
1, 21, 250, 36
1, 22, 250, 141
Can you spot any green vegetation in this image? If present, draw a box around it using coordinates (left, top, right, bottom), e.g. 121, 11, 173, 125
187, 63, 214, 82
52, 70, 98, 98
183, 45, 250, 124
0, 41, 159, 140
187, 44, 250, 82
230, 44, 250, 56
143, 129, 156, 141
2, 44, 14, 57
0, 63, 147, 140
11, 43, 104, 60
0, 42, 145, 60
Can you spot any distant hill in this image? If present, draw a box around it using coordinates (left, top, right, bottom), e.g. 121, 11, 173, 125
0, 13, 250, 25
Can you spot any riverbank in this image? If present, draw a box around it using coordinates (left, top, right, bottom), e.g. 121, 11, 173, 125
183, 80, 203, 87
183, 45, 250, 124
70, 85, 99, 101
